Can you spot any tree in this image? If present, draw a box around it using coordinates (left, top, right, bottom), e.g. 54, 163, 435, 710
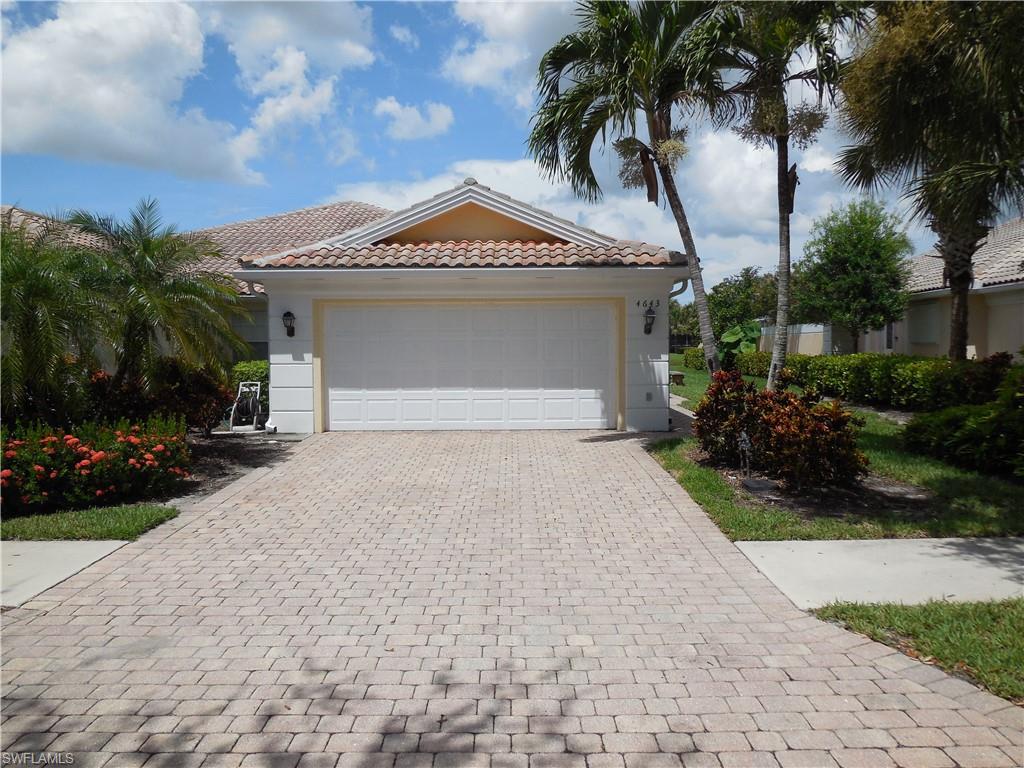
669, 300, 699, 338
793, 200, 912, 352
723, 1, 863, 388
529, 0, 732, 371
838, 2, 1024, 360
68, 199, 249, 388
707, 266, 777, 339
0, 213, 103, 424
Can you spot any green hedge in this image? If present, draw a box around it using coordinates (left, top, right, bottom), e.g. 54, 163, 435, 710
904, 367, 1024, 477
678, 347, 707, 370
730, 351, 1013, 411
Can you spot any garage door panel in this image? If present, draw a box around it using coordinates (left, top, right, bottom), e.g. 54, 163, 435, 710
325, 302, 616, 430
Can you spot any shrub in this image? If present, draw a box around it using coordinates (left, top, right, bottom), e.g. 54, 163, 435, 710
153, 359, 234, 435
782, 352, 1011, 411
693, 370, 867, 490
679, 347, 707, 370
1, 417, 190, 514
231, 359, 270, 411
734, 350, 771, 378
719, 321, 760, 370
904, 366, 1024, 477
87, 358, 233, 434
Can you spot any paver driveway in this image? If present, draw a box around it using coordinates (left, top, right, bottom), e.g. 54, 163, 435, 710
2, 432, 1021, 768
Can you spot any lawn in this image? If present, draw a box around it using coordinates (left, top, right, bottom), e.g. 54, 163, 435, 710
1, 503, 178, 541
658, 361, 1024, 539
816, 599, 1024, 701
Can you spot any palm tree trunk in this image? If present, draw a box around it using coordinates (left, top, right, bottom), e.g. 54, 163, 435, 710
655, 159, 720, 372
766, 135, 792, 391
936, 227, 980, 361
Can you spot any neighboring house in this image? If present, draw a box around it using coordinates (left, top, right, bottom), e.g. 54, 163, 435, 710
758, 217, 1024, 359
3, 181, 688, 433
234, 179, 688, 433
1, 200, 390, 361
860, 217, 1024, 359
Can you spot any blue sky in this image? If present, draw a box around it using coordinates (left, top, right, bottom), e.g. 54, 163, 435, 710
1, 1, 932, 292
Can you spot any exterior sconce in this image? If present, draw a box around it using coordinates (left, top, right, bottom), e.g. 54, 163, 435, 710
638, 299, 660, 335
282, 311, 296, 337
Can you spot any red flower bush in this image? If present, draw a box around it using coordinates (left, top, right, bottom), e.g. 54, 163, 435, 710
0, 416, 190, 514
693, 370, 867, 490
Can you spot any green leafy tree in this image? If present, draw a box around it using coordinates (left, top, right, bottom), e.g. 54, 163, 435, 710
723, 1, 865, 388
793, 200, 912, 353
0, 213, 103, 423
670, 300, 700, 338
707, 266, 777, 339
68, 199, 249, 388
529, 0, 734, 371
838, 2, 1024, 360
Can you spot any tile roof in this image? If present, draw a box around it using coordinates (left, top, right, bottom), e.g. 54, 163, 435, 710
2, 201, 393, 296
909, 216, 1024, 293
1, 204, 108, 251
253, 239, 684, 269
192, 201, 391, 294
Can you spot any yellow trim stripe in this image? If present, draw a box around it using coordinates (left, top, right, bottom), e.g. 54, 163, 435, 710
312, 297, 626, 433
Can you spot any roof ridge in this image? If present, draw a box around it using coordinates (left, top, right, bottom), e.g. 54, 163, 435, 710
194, 200, 391, 234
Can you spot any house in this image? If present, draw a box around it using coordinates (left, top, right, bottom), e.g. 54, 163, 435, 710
233, 179, 688, 433
3, 182, 688, 432
860, 217, 1024, 359
757, 217, 1024, 359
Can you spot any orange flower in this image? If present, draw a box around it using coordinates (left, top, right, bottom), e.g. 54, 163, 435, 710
153, 444, 165, 452
49, 471, 57, 479
95, 489, 104, 497
4, 450, 16, 458
91, 451, 106, 461
33, 465, 45, 473
143, 453, 154, 461
0, 469, 12, 478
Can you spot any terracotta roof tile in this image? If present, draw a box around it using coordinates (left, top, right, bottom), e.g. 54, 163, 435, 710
253, 239, 684, 269
1, 204, 108, 251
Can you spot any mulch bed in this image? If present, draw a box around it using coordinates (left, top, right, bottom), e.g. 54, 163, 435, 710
171, 432, 293, 502
684, 442, 936, 524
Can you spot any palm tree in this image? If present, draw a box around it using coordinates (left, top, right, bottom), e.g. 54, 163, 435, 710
838, 2, 1024, 360
68, 199, 249, 388
723, 1, 861, 389
528, 0, 732, 372
0, 211, 103, 423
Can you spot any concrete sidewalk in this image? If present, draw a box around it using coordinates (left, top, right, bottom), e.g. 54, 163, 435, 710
1, 539, 126, 607
738, 537, 1024, 609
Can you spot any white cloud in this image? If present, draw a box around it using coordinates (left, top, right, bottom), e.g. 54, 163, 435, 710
800, 145, 836, 174
0, 2, 259, 183
203, 2, 374, 86
389, 24, 419, 50
442, 2, 577, 109
373, 97, 454, 141
685, 132, 777, 236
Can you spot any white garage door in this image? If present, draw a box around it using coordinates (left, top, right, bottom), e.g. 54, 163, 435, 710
324, 302, 616, 430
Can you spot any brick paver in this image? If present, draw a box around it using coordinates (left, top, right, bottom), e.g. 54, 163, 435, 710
2, 432, 1021, 767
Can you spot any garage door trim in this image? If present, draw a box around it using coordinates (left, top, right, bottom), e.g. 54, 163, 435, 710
312, 297, 626, 433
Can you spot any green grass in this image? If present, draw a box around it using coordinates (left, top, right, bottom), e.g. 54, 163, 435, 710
1, 504, 178, 541
658, 362, 1024, 539
816, 599, 1024, 701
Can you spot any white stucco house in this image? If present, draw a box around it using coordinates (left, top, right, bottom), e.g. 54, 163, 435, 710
233, 179, 689, 434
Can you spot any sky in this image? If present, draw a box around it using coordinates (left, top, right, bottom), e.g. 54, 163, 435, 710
0, 1, 933, 295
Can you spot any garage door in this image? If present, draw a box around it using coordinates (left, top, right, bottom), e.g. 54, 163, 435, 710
324, 302, 617, 430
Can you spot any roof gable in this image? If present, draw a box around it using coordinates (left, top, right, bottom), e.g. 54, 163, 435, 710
326, 178, 615, 249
